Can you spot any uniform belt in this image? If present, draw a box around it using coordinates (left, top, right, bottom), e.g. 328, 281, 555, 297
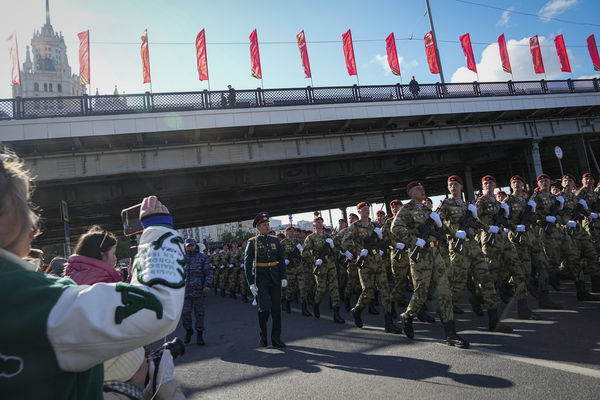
255, 261, 278, 267
428, 241, 438, 248
370, 249, 378, 255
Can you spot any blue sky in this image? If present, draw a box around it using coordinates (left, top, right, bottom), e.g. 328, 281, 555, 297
1, 0, 599, 224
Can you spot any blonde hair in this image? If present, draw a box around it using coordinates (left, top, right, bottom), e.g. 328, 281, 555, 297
0, 149, 40, 250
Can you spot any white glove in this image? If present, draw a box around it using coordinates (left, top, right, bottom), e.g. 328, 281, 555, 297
281, 279, 288, 288
429, 211, 442, 228
395, 242, 405, 250
325, 238, 335, 248
378, 250, 384, 256
315, 258, 323, 266
578, 199, 589, 210
455, 230, 467, 240
467, 204, 478, 218
229, 264, 234, 268
373, 227, 383, 239
241, 263, 245, 268
591, 212, 598, 219
284, 259, 290, 265
415, 238, 426, 248
546, 215, 556, 223
488, 225, 500, 234
503, 228, 509, 233
345, 250, 353, 260
500, 202, 510, 218
219, 265, 225, 269
296, 243, 302, 251
359, 249, 368, 257
516, 224, 526, 232
567, 220, 577, 228
148, 349, 175, 390
527, 200, 537, 212
250, 284, 258, 296
556, 195, 564, 210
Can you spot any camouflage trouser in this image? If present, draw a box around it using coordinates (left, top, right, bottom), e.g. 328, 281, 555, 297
345, 263, 361, 299
303, 259, 316, 300
389, 250, 410, 303
381, 251, 393, 281
228, 266, 239, 292
356, 253, 392, 313
314, 259, 341, 307
182, 295, 206, 331
237, 267, 248, 296
508, 229, 550, 292
285, 261, 307, 302
218, 267, 229, 290
407, 246, 453, 322
540, 226, 578, 276
584, 217, 600, 253
448, 238, 496, 310
212, 268, 220, 288
480, 232, 527, 300
571, 227, 600, 282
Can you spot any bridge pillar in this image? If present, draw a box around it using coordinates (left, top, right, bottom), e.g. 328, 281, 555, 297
340, 207, 348, 223
464, 164, 474, 202
576, 135, 591, 175
531, 140, 544, 177
383, 194, 393, 215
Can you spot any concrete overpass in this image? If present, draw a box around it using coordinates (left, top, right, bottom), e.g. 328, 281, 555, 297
1, 79, 600, 243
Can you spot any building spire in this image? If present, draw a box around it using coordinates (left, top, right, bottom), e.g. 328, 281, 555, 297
46, 0, 51, 26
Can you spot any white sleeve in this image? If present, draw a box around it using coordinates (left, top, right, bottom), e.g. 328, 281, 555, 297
47, 225, 185, 372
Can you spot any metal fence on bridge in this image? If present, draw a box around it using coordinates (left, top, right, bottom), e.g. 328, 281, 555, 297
0, 78, 598, 121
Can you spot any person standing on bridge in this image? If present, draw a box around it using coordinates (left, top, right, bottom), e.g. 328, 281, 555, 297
409, 76, 420, 99
244, 212, 287, 348
227, 85, 236, 107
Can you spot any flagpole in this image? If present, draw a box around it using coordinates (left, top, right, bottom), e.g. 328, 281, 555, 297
425, 0, 446, 85
310, 76, 314, 87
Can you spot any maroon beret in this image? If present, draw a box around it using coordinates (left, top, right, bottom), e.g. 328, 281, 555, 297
448, 175, 463, 185
510, 175, 526, 184
537, 173, 551, 181
481, 175, 496, 183
389, 199, 403, 207
406, 181, 422, 193
562, 173, 576, 181
356, 201, 370, 210
582, 172, 594, 180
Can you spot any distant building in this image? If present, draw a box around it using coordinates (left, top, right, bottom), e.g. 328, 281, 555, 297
178, 220, 254, 244
12, 0, 86, 99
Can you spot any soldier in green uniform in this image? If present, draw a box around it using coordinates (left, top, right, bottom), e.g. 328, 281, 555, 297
344, 202, 402, 334
342, 213, 361, 311
387, 200, 410, 311
576, 173, 600, 293
210, 248, 220, 294
302, 216, 345, 323
391, 181, 469, 348
439, 175, 512, 333
244, 212, 287, 348
281, 227, 311, 316
227, 241, 242, 299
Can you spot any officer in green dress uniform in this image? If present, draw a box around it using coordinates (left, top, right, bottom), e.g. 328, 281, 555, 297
244, 212, 288, 348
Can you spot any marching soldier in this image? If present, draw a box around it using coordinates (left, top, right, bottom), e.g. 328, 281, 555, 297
344, 202, 402, 334
342, 213, 361, 311
227, 241, 242, 299
302, 216, 345, 323
576, 173, 600, 293
391, 181, 469, 347
439, 175, 512, 333
388, 200, 410, 312
281, 227, 311, 316
238, 239, 250, 302
244, 212, 287, 348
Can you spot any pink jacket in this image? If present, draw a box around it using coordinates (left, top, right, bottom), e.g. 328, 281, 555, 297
65, 254, 123, 285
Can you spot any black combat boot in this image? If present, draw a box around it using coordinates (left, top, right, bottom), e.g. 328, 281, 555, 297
284, 300, 291, 314
417, 306, 435, 323
390, 302, 398, 319
549, 271, 561, 291
351, 305, 364, 328
538, 291, 563, 309
591, 275, 600, 293
230, 290, 237, 300
400, 312, 414, 338
241, 294, 249, 303
374, 291, 380, 306
575, 281, 600, 301
469, 294, 484, 316
517, 299, 541, 319
184, 329, 193, 345
271, 338, 286, 348
488, 309, 512, 333
333, 307, 345, 324
442, 320, 470, 348
453, 305, 465, 314
313, 302, 321, 319
301, 301, 312, 316
384, 313, 402, 334
196, 330, 205, 346
344, 296, 352, 312
368, 303, 380, 315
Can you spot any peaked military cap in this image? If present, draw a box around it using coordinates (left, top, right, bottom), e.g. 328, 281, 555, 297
253, 211, 269, 227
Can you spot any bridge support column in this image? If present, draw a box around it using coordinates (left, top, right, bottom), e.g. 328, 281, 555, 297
464, 164, 474, 202
531, 140, 544, 178
576, 135, 591, 175
383, 193, 392, 215
340, 207, 348, 223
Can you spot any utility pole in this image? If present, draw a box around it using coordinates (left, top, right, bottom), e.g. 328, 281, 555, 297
425, 0, 446, 85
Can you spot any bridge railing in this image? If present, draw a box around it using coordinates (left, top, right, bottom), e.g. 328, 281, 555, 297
1, 78, 598, 121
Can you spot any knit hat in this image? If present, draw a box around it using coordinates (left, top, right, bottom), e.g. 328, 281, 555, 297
103, 347, 145, 382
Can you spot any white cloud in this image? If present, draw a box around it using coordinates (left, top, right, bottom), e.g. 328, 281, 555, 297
496, 7, 514, 27
451, 36, 574, 83
538, 0, 579, 20
371, 54, 418, 76
578, 74, 600, 79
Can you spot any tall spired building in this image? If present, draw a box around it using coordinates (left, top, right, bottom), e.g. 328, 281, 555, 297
12, 0, 86, 98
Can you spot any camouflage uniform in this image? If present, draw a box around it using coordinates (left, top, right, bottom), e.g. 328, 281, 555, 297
217, 250, 230, 294
281, 238, 307, 303
577, 186, 600, 249
391, 200, 453, 322
227, 248, 243, 296
385, 216, 410, 305
337, 228, 361, 304
302, 233, 340, 307
210, 251, 220, 293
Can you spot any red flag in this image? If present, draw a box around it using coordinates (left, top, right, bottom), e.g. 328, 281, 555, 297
195, 29, 209, 81
587, 34, 600, 71
554, 34, 571, 73
296, 30, 311, 78
424, 31, 440, 74
77, 30, 90, 85
249, 29, 262, 79
385, 33, 401, 76
140, 29, 151, 84
342, 29, 357, 76
459, 33, 477, 73
498, 34, 512, 74
6, 32, 21, 86
529, 35, 545, 74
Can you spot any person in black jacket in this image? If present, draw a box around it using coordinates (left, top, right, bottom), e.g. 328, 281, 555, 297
182, 238, 213, 345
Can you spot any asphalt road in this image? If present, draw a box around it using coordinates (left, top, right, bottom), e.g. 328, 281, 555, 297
164, 281, 600, 400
